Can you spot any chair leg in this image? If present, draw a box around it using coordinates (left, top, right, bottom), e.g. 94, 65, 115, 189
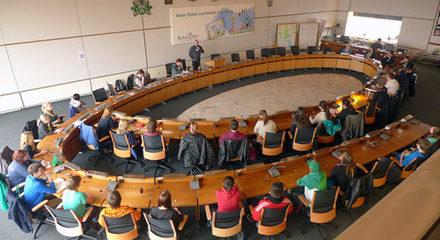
32, 217, 46, 239
314, 224, 325, 240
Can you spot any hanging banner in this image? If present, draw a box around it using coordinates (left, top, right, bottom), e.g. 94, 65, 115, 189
170, 4, 255, 45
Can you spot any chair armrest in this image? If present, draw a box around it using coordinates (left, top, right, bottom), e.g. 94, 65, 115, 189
371, 161, 379, 173
257, 135, 263, 143
32, 199, 48, 212
99, 136, 110, 143
391, 156, 402, 167
205, 205, 211, 221
248, 204, 254, 213
165, 138, 170, 147
287, 131, 293, 139
82, 207, 94, 222
298, 195, 309, 207
178, 215, 188, 231
356, 162, 369, 174
11, 182, 26, 192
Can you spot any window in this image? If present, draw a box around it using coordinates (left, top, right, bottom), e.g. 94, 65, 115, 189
344, 12, 403, 44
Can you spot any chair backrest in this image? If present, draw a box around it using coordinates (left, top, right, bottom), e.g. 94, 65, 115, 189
126, 74, 134, 90
109, 131, 131, 158
276, 47, 286, 56
103, 212, 138, 240
165, 63, 174, 77
1, 146, 14, 175
141, 134, 166, 161
310, 187, 339, 224
384, 44, 393, 52
263, 131, 285, 149
371, 158, 393, 179
218, 138, 248, 168
402, 157, 421, 172
212, 208, 245, 237
107, 82, 117, 97
92, 87, 108, 103
211, 53, 220, 60
23, 120, 39, 140
294, 127, 316, 144
115, 79, 125, 92
231, 53, 240, 62
145, 214, 176, 239
246, 50, 255, 60
181, 59, 187, 70
365, 99, 378, 118
397, 48, 407, 55
291, 46, 299, 55
45, 206, 83, 237
344, 173, 373, 209
307, 46, 317, 54
261, 48, 270, 58
323, 46, 333, 54
258, 204, 291, 236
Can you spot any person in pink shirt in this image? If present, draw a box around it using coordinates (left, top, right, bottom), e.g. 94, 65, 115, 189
219, 120, 246, 145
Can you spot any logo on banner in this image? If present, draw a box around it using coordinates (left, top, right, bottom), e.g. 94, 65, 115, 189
177, 32, 199, 41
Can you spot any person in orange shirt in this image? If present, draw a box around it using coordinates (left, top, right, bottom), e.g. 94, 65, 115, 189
98, 190, 141, 226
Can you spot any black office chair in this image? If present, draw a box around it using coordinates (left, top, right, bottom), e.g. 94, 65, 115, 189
109, 131, 145, 173
261, 48, 270, 58
323, 47, 333, 54
260, 131, 286, 157
211, 53, 221, 60
165, 63, 174, 77
276, 47, 286, 56
246, 50, 255, 60
249, 204, 292, 239
307, 46, 317, 54
88, 129, 114, 167
100, 212, 139, 240
1, 146, 14, 175
126, 74, 134, 90
288, 127, 317, 153
205, 206, 245, 239
291, 46, 299, 55
181, 59, 189, 71
23, 120, 39, 140
269, 48, 276, 56
141, 134, 174, 178
218, 138, 249, 169
144, 213, 188, 240
107, 82, 117, 97
231, 53, 240, 63
92, 88, 108, 103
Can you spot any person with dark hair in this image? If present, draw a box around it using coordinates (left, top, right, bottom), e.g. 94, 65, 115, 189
329, 152, 365, 192
171, 58, 184, 76
216, 176, 241, 212
371, 81, 390, 128
290, 107, 312, 135
219, 119, 246, 145
397, 139, 431, 167
381, 51, 395, 68
134, 69, 146, 87
337, 99, 357, 125
150, 190, 184, 229
309, 101, 330, 125
8, 150, 40, 187
251, 182, 292, 221
96, 107, 116, 139
189, 40, 204, 71
24, 163, 60, 210
98, 190, 141, 226
401, 56, 416, 98
144, 119, 162, 136
371, 38, 383, 50
62, 176, 93, 218
253, 110, 276, 142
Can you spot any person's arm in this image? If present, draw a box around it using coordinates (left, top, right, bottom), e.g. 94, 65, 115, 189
199, 45, 204, 54
177, 139, 186, 161
33, 149, 48, 158
252, 200, 267, 221
189, 46, 195, 60
173, 208, 184, 224
84, 192, 94, 204
253, 121, 261, 134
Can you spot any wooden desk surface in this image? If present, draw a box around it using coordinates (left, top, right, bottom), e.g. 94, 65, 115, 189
150, 175, 198, 207
112, 177, 155, 209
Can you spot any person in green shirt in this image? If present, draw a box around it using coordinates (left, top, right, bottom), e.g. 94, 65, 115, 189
62, 176, 93, 218
171, 58, 184, 76
296, 159, 327, 203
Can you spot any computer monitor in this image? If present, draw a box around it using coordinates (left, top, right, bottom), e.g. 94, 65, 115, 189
307, 46, 317, 54
276, 47, 286, 56
290, 46, 299, 55
269, 48, 276, 56
261, 48, 270, 58
246, 50, 255, 60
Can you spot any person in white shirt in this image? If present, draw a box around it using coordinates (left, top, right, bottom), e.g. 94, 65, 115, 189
253, 109, 276, 142
386, 73, 401, 123
385, 72, 400, 96
134, 69, 146, 87
309, 101, 330, 125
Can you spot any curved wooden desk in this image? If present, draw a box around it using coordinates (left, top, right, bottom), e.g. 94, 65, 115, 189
34, 54, 431, 211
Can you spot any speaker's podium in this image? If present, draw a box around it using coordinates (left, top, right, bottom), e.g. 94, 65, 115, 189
205, 58, 226, 69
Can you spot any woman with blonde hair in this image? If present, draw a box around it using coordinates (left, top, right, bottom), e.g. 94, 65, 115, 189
116, 119, 141, 160
96, 107, 116, 139
253, 109, 276, 142
329, 152, 365, 191
41, 102, 62, 125
20, 131, 48, 159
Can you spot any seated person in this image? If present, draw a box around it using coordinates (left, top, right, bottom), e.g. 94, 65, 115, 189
144, 119, 162, 136
98, 190, 141, 226
177, 121, 214, 171
253, 110, 276, 142
251, 182, 292, 222
396, 139, 431, 167
219, 119, 246, 145
117, 119, 142, 160
24, 163, 60, 210
41, 102, 62, 125
290, 107, 312, 135
8, 150, 38, 187
337, 99, 357, 125
425, 126, 440, 144
150, 190, 184, 229
96, 107, 116, 140
340, 45, 352, 54
62, 176, 93, 218
329, 152, 365, 192
38, 113, 62, 139
381, 51, 395, 68
216, 176, 241, 212
297, 160, 327, 202
309, 101, 331, 125
385, 73, 400, 96
134, 69, 146, 87
69, 93, 88, 118
20, 131, 48, 159
171, 58, 186, 76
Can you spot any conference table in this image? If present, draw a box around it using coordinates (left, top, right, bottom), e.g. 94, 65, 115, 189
34, 53, 430, 214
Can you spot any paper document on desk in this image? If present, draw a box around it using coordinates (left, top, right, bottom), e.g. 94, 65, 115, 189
53, 178, 67, 193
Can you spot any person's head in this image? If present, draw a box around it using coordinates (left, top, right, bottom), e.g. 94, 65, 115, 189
386, 72, 395, 81
101, 107, 112, 119
66, 175, 81, 191
259, 109, 269, 125
40, 113, 51, 124
73, 93, 80, 101
117, 119, 129, 134
136, 69, 145, 77
223, 176, 235, 191
28, 162, 45, 177
269, 182, 284, 199
338, 152, 356, 178
307, 159, 321, 172
428, 126, 440, 138
319, 100, 330, 119
230, 119, 239, 131
41, 102, 54, 113
194, 40, 199, 46
147, 119, 157, 134
107, 190, 122, 208
189, 121, 198, 133
403, 56, 410, 62
346, 45, 351, 49
13, 149, 28, 164
377, 38, 382, 43
416, 139, 431, 153
158, 190, 172, 209
294, 107, 311, 128
20, 131, 35, 149
176, 58, 182, 66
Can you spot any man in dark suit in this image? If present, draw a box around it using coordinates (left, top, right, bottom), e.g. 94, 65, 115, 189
188, 39, 204, 71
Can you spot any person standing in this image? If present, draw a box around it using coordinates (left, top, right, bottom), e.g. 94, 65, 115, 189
189, 40, 204, 71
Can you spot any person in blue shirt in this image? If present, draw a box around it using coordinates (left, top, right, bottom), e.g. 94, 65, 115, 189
96, 107, 116, 140
397, 139, 431, 167
340, 45, 352, 54
23, 163, 59, 210
7, 150, 42, 187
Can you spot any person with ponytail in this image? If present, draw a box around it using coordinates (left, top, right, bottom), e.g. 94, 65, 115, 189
290, 107, 312, 135
253, 109, 276, 142
329, 152, 365, 191
309, 101, 330, 125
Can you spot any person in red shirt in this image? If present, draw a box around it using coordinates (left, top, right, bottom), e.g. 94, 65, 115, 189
216, 176, 241, 212
252, 182, 293, 222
